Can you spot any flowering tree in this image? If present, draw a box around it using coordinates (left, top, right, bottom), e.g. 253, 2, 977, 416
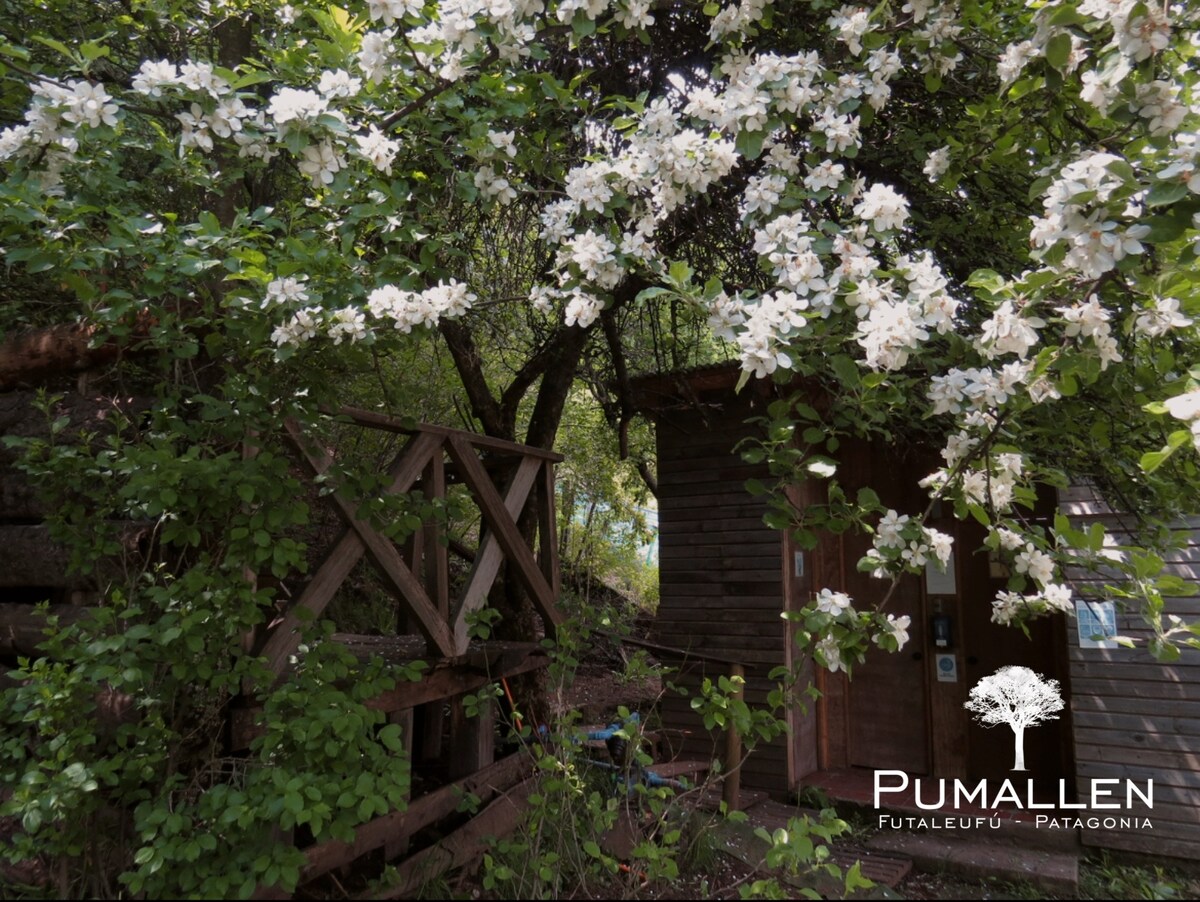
965, 665, 1064, 771
0, 0, 1199, 894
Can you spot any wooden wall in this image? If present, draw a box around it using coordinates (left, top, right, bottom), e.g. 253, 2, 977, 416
1061, 482, 1200, 859
651, 398, 796, 795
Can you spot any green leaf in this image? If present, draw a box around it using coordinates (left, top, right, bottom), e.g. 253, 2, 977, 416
379, 723, 404, 752
1147, 180, 1190, 208
572, 11, 597, 36
1141, 430, 1192, 473
667, 260, 693, 287
830, 355, 860, 387
31, 34, 75, 60
1044, 32, 1072, 71
967, 268, 1006, 294
1008, 76, 1044, 100
635, 286, 671, 302
736, 128, 767, 161
1048, 5, 1088, 25
1141, 213, 1191, 244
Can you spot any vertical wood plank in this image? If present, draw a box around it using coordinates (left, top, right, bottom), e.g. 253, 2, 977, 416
448, 695, 495, 780
423, 454, 449, 620
418, 702, 445, 764
384, 707, 415, 860
537, 461, 561, 602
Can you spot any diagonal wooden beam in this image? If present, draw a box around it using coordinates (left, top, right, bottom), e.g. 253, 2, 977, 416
259, 426, 443, 676
446, 437, 564, 638
286, 425, 456, 658
451, 456, 541, 652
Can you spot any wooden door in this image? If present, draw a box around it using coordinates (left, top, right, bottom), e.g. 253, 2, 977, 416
959, 521, 1072, 794
845, 537, 931, 774
839, 441, 931, 774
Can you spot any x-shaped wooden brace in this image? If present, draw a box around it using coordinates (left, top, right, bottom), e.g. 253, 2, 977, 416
261, 422, 450, 675
447, 436, 564, 645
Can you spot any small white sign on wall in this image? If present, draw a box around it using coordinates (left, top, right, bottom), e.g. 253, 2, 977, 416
1076, 600, 1118, 649
925, 553, 957, 595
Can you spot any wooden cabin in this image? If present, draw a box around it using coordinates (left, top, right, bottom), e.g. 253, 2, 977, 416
634, 363, 1200, 859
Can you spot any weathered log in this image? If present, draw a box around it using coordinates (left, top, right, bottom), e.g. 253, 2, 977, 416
0, 322, 118, 392
0, 390, 151, 466
0, 313, 162, 393
0, 523, 149, 588
0, 604, 90, 655
0, 472, 45, 520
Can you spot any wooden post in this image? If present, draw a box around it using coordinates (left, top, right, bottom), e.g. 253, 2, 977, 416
448, 694, 495, 780
422, 455, 449, 621
536, 460, 561, 603
384, 708, 415, 860
418, 702, 445, 764
722, 662, 745, 811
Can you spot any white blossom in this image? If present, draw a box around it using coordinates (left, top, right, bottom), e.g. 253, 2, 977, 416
854, 183, 910, 232
924, 145, 950, 181
814, 588, 853, 616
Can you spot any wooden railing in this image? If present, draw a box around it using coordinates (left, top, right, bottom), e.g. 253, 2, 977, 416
258, 407, 563, 675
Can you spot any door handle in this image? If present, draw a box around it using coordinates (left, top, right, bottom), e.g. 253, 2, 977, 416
912, 652, 924, 661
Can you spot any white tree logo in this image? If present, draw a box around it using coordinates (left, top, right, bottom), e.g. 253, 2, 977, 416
964, 665, 1064, 771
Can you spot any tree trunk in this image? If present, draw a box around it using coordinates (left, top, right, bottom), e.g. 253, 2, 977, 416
1012, 724, 1026, 771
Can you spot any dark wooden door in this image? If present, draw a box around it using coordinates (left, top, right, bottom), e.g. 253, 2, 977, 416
846, 546, 931, 774
839, 441, 931, 774
959, 524, 1071, 794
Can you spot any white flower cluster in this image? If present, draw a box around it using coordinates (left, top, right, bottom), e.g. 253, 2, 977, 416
0, 78, 119, 171
1030, 151, 1149, 280
976, 300, 1044, 360
815, 588, 854, 616
470, 129, 521, 204
862, 509, 954, 576
874, 613, 911, 650
808, 586, 912, 673
365, 280, 475, 332
991, 583, 1073, 626
923, 450, 1026, 514
1058, 294, 1122, 370
1077, 0, 1171, 63
270, 280, 475, 348
1156, 133, 1200, 201
709, 0, 771, 40
924, 145, 950, 181
928, 362, 1031, 420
